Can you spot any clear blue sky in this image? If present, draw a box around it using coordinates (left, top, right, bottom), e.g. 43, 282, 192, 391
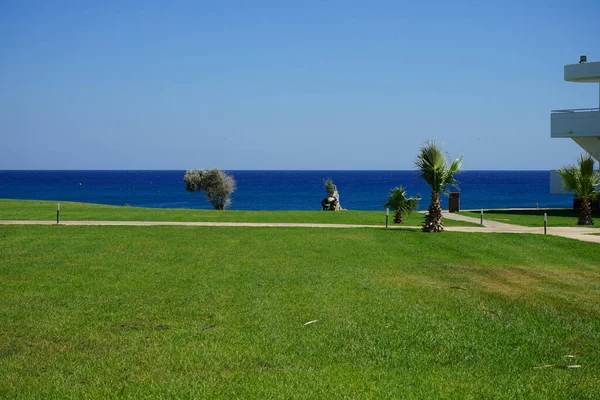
1, 0, 599, 170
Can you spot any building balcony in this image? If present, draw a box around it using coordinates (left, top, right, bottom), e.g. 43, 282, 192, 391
564, 60, 600, 82
550, 108, 600, 138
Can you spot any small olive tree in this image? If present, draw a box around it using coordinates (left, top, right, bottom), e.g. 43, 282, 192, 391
323, 178, 343, 210
184, 169, 236, 210
324, 179, 336, 197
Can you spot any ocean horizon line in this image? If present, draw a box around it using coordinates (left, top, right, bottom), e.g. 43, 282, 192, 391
0, 169, 556, 172
0, 170, 570, 211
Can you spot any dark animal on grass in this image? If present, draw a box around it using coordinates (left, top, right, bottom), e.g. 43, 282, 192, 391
321, 197, 337, 211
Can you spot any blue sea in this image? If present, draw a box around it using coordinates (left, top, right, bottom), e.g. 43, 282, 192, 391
0, 170, 572, 211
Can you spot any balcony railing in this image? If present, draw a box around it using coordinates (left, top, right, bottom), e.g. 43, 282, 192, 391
551, 108, 600, 113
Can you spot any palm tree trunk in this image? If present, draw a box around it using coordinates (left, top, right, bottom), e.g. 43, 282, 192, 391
579, 197, 593, 225
423, 192, 443, 232
394, 210, 403, 224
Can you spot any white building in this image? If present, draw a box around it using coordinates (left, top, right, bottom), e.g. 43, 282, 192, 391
550, 57, 600, 193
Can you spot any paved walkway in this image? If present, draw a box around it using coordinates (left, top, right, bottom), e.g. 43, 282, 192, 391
0, 220, 389, 229
440, 210, 518, 229
441, 211, 600, 243
2, 216, 599, 243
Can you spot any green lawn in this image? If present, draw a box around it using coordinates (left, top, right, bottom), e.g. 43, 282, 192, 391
0, 199, 476, 227
460, 208, 600, 228
1, 225, 598, 398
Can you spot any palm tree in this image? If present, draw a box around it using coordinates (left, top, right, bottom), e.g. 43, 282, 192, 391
557, 154, 600, 225
415, 140, 462, 232
384, 186, 420, 224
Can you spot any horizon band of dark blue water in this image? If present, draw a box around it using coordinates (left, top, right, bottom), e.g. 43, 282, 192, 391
0, 170, 573, 211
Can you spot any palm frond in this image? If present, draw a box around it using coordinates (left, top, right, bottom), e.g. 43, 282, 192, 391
399, 197, 419, 215
557, 166, 579, 192
579, 154, 595, 177
415, 140, 462, 194
384, 186, 419, 216
558, 154, 600, 199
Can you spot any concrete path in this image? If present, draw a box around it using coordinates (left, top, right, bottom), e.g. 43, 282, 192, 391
441, 211, 600, 243
440, 210, 518, 229
0, 220, 392, 229
2, 218, 599, 244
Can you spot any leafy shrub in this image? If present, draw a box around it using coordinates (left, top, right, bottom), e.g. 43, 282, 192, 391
184, 169, 236, 210
324, 179, 336, 196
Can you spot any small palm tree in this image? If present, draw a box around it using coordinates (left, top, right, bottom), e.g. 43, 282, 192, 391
384, 186, 420, 224
415, 140, 462, 232
557, 154, 600, 225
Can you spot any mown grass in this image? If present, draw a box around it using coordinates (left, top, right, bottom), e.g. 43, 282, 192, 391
460, 208, 600, 228
1, 225, 599, 399
0, 199, 476, 227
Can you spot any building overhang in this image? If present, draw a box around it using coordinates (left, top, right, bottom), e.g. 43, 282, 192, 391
565, 61, 600, 82
551, 110, 600, 137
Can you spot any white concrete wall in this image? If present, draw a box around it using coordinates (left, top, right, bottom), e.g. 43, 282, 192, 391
551, 111, 600, 137
572, 137, 600, 162
565, 61, 600, 82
